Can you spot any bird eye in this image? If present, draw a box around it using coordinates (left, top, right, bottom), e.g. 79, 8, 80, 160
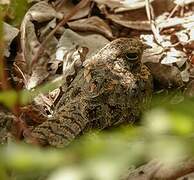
125, 52, 139, 61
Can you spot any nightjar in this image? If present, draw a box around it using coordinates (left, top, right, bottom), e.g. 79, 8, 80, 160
31, 38, 153, 147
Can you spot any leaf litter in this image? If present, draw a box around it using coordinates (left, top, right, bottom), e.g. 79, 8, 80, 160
2, 0, 194, 153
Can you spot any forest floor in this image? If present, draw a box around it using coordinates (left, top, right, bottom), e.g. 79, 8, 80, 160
1, 0, 194, 179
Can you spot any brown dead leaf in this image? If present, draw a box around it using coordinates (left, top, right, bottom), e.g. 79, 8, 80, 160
105, 0, 175, 31
141, 30, 190, 85
20, 1, 61, 68
3, 22, 19, 57
175, 28, 194, 51
94, 0, 155, 12
56, 29, 110, 60
146, 62, 184, 88
55, 0, 91, 20
68, 16, 113, 39
174, 0, 194, 6
161, 48, 187, 65
157, 15, 194, 30
25, 1, 62, 23
55, 28, 109, 85
62, 46, 88, 85
141, 34, 164, 63
20, 1, 63, 89
107, 13, 151, 30
20, 19, 50, 89
20, 104, 48, 124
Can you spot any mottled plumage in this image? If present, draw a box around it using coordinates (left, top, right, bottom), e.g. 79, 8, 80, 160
31, 38, 153, 147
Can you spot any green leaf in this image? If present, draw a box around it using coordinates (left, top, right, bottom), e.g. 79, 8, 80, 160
0, 90, 18, 108
8, 0, 28, 26
20, 77, 63, 105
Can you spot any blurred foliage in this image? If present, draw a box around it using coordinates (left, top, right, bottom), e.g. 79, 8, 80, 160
0, 7, 3, 80
0, 2, 194, 180
0, 0, 28, 26
0, 92, 194, 179
0, 77, 63, 108
20, 77, 64, 105
0, 6, 3, 41
0, 90, 18, 108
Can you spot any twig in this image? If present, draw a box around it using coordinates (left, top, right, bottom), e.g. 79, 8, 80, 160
145, 0, 163, 45
31, 0, 91, 68
13, 63, 27, 86
168, 4, 180, 19
55, 0, 68, 11
158, 14, 194, 30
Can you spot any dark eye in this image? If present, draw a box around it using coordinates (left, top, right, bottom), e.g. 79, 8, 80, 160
125, 52, 139, 61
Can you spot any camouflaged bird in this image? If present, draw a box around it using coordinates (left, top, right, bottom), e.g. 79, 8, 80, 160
31, 38, 153, 147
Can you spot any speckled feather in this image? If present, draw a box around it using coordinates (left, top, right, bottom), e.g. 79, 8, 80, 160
31, 38, 153, 147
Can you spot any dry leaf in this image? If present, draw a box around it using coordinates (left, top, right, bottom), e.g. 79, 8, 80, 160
56, 29, 110, 60
94, 0, 155, 12
68, 16, 113, 39
174, 0, 194, 6
146, 62, 184, 88
107, 14, 151, 30
3, 22, 19, 57
161, 48, 187, 65
141, 34, 164, 63
20, 1, 62, 89
56, 0, 91, 20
